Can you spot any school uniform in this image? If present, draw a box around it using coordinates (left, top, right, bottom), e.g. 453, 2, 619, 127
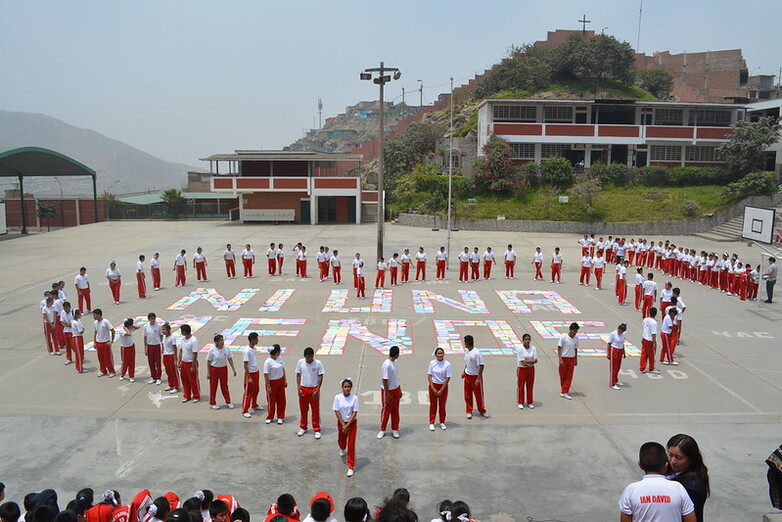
642, 279, 658, 318
579, 238, 590, 256
504, 249, 517, 278
71, 318, 85, 372
483, 250, 496, 279
296, 357, 324, 432
579, 255, 592, 285
43, 304, 57, 354
641, 316, 658, 371
150, 256, 161, 289
179, 335, 201, 400
388, 256, 399, 286
532, 251, 544, 280
241, 345, 260, 414
619, 475, 695, 522
592, 255, 605, 289
94, 317, 116, 375
276, 247, 285, 275
380, 358, 401, 431
143, 321, 163, 382
264, 356, 287, 420
59, 309, 74, 362
162, 334, 179, 390
106, 267, 122, 302
333, 392, 359, 470
296, 250, 308, 278
516, 344, 537, 405
458, 251, 470, 282
375, 261, 387, 288
207, 345, 232, 405
74, 273, 91, 311
436, 250, 448, 280
463, 348, 486, 415
427, 358, 451, 424
242, 248, 255, 277
627, 242, 636, 265
660, 314, 675, 364
119, 328, 136, 379
415, 251, 428, 280
607, 330, 625, 388
174, 254, 187, 286
659, 288, 672, 313
356, 265, 366, 298
400, 252, 411, 283
557, 334, 579, 394
136, 261, 147, 298
193, 252, 208, 281
551, 252, 563, 282
268, 248, 278, 276
470, 251, 481, 280
331, 255, 342, 284
634, 273, 644, 310
224, 249, 236, 278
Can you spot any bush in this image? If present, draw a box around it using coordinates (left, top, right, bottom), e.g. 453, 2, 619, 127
722, 171, 778, 200
639, 166, 734, 186
588, 162, 635, 186
540, 157, 574, 187
681, 200, 700, 217
640, 166, 670, 186
519, 162, 541, 186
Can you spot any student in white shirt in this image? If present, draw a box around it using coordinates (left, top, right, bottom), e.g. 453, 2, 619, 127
173, 249, 187, 287
400, 248, 412, 283
355, 261, 366, 299
592, 250, 606, 290
660, 304, 678, 367
641, 307, 661, 374
504, 244, 517, 279
435, 246, 448, 280
92, 308, 116, 376
70, 309, 86, 373
264, 344, 287, 424
531, 247, 544, 281
177, 324, 201, 402
427, 347, 452, 430
224, 244, 236, 279
296, 246, 308, 279
161, 323, 179, 393
470, 247, 481, 281
136, 254, 147, 299
462, 335, 488, 417
42, 295, 57, 354
206, 334, 236, 409
557, 322, 579, 399
267, 243, 278, 277
606, 323, 627, 390
642, 273, 658, 318
333, 378, 359, 477
483, 246, 496, 280
388, 252, 399, 286
634, 268, 645, 311
106, 261, 122, 304
295, 346, 325, 438
458, 247, 470, 282
375, 257, 387, 289
378, 345, 402, 439
276, 243, 285, 275
59, 301, 74, 364
150, 251, 162, 290
242, 244, 255, 278
415, 247, 427, 281
579, 254, 592, 286
516, 333, 538, 409
241, 331, 263, 417
119, 317, 140, 382
329, 249, 342, 285
142, 312, 163, 385
551, 247, 563, 283
74, 267, 91, 312
616, 260, 629, 305
193, 247, 208, 282
316, 246, 327, 281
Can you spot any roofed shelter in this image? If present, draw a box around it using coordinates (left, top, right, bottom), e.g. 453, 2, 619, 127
0, 147, 98, 233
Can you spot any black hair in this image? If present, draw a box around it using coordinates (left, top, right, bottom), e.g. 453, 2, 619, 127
303, 347, 314, 357
0, 483, 4, 495
188, 510, 202, 522
168, 509, 189, 522
276, 495, 295, 516
463, 335, 474, 346
392, 489, 410, 505
92, 308, 102, 316
639, 441, 668, 473
522, 333, 531, 341
53, 511, 77, 522
63, 301, 71, 308
248, 332, 258, 342
569, 322, 580, 330
649, 306, 657, 317
309, 499, 331, 522
667, 433, 710, 498
152, 498, 171, 520
0, 502, 21, 522
181, 498, 201, 513
124, 318, 134, 328
230, 508, 250, 522
65, 500, 86, 517
213, 334, 224, 343
200, 492, 213, 511
148, 312, 156, 319
269, 517, 287, 522
343, 498, 369, 522
451, 501, 470, 521
269, 344, 282, 356
435, 501, 452, 522
341, 378, 353, 388
209, 500, 228, 519
376, 502, 416, 522
389, 346, 400, 358
180, 324, 192, 335
32, 506, 58, 522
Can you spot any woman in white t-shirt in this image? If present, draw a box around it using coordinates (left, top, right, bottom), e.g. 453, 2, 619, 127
427, 348, 451, 431
161, 323, 179, 393
264, 344, 287, 424
119, 318, 140, 382
516, 333, 538, 409
70, 309, 86, 373
206, 334, 236, 409
333, 378, 359, 477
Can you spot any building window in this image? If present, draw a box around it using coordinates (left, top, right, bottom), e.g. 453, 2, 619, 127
689, 109, 732, 126
544, 106, 573, 122
541, 144, 570, 158
449, 151, 461, 168
685, 146, 719, 162
492, 105, 537, 121
654, 108, 683, 126
650, 145, 682, 162
510, 143, 535, 159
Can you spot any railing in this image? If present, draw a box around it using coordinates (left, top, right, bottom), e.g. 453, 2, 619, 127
491, 122, 732, 141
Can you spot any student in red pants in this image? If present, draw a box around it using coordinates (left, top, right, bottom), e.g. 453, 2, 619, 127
151, 252, 162, 290
634, 267, 644, 311
295, 346, 324, 438
378, 345, 402, 439
462, 335, 488, 417
70, 309, 86, 373
178, 323, 201, 402
356, 262, 366, 299
551, 247, 562, 283
483, 246, 497, 280
641, 307, 659, 373
267, 243, 278, 276
579, 254, 592, 286
207, 334, 236, 409
264, 344, 287, 424
193, 247, 208, 282
592, 250, 605, 290
136, 255, 147, 299
531, 247, 544, 281
296, 246, 308, 278
119, 317, 140, 382
642, 273, 658, 318
59, 301, 75, 364
616, 261, 628, 305
333, 378, 359, 477
516, 334, 538, 408
470, 247, 481, 281
106, 261, 122, 305
276, 243, 285, 275
427, 347, 451, 430
352, 252, 362, 288
161, 323, 179, 393
415, 247, 427, 280
143, 312, 163, 385
659, 306, 676, 367
74, 267, 91, 312
388, 252, 399, 286
241, 332, 263, 417
92, 308, 116, 377
458, 247, 470, 282
173, 250, 187, 287
557, 323, 579, 400
242, 244, 255, 278
224, 244, 236, 279
504, 244, 517, 279
331, 249, 342, 284
375, 257, 387, 289
436, 246, 448, 280
606, 323, 627, 390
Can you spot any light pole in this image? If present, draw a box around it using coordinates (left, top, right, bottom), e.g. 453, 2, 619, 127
446, 77, 454, 269
417, 79, 423, 106
53, 176, 64, 229
361, 62, 401, 261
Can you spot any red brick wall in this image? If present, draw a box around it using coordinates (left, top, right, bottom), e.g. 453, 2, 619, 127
243, 192, 306, 221
5, 199, 105, 227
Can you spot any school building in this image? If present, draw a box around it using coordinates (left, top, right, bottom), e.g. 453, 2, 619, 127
477, 99, 747, 168
204, 150, 371, 224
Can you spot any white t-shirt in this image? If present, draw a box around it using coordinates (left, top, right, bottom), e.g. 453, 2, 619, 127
607, 330, 625, 350
643, 280, 658, 296
136, 261, 144, 273
660, 288, 673, 302
458, 251, 470, 263
267, 248, 277, 260
415, 252, 427, 262
464, 347, 484, 376
74, 274, 90, 289
470, 252, 481, 263
193, 252, 205, 263
516, 345, 538, 366
388, 257, 399, 268
119, 328, 135, 348
533, 252, 544, 263
333, 392, 359, 422
206, 346, 232, 368
242, 345, 259, 373
142, 322, 163, 345
106, 268, 121, 280
557, 334, 579, 358
150, 257, 160, 269
592, 256, 605, 269
400, 253, 411, 264
436, 250, 448, 261
43, 305, 56, 323
504, 249, 517, 261
661, 315, 674, 334
71, 319, 84, 337
635, 273, 645, 285
352, 258, 363, 269
552, 253, 563, 265
94, 318, 113, 343
174, 254, 186, 266
264, 356, 285, 380
618, 474, 694, 521
297, 250, 307, 261
427, 359, 452, 384
381, 358, 400, 390
276, 248, 285, 259
180, 336, 199, 363
162, 335, 176, 356
616, 264, 627, 280
581, 256, 592, 268
483, 250, 495, 262
295, 358, 325, 388
641, 317, 657, 341
242, 249, 255, 260
224, 249, 235, 261
316, 251, 326, 263
331, 255, 341, 267
377, 261, 387, 271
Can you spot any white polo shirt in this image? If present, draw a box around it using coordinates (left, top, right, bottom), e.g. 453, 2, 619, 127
470, 252, 481, 263
295, 358, 325, 388
592, 256, 605, 269
643, 280, 658, 296
150, 257, 160, 269
60, 310, 73, 333
642, 317, 657, 341
618, 474, 694, 522
463, 347, 484, 376
94, 318, 113, 343
635, 273, 645, 285
136, 261, 144, 273
533, 251, 544, 263
504, 249, 517, 261
142, 322, 163, 345
268, 248, 277, 260
331, 255, 341, 267
71, 319, 84, 337
458, 251, 470, 263
162, 335, 176, 356
557, 334, 579, 358
381, 358, 400, 390
119, 329, 135, 348
264, 356, 285, 380
377, 261, 387, 271
206, 346, 232, 368
552, 253, 563, 265
400, 253, 411, 264
427, 358, 452, 384
333, 392, 359, 422
193, 252, 205, 263
180, 336, 199, 363
581, 256, 592, 268
483, 250, 495, 262
242, 345, 259, 373
416, 251, 427, 262
242, 249, 255, 260
224, 249, 235, 261
516, 345, 537, 367
607, 330, 625, 350
661, 315, 674, 334
106, 268, 121, 280
75, 274, 90, 289
436, 250, 448, 261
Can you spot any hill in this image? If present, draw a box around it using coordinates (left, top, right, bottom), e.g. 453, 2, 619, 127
0, 110, 195, 197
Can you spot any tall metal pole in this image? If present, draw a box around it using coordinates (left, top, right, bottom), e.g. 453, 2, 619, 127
92, 174, 98, 223
446, 77, 453, 270
377, 62, 386, 262
19, 174, 28, 234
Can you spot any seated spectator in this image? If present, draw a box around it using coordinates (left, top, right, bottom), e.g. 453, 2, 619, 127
302, 493, 335, 522
265, 495, 299, 522
0, 502, 21, 522
230, 508, 249, 522
431, 500, 452, 522
343, 498, 369, 522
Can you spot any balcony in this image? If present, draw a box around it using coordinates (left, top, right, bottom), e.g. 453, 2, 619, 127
491, 122, 733, 142
211, 176, 360, 193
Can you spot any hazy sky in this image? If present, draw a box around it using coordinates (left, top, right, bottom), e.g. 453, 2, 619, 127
2, 0, 781, 167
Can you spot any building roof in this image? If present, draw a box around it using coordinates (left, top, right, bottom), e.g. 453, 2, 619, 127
119, 192, 238, 205
747, 99, 782, 111
200, 150, 363, 162
0, 147, 96, 178
477, 98, 744, 110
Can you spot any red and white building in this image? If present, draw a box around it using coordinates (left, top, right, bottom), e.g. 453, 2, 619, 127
477, 99, 746, 168
204, 150, 369, 224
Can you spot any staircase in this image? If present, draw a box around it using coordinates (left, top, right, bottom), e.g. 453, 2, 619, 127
693, 215, 745, 242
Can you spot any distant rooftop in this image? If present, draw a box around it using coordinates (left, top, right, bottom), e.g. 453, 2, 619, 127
119, 192, 237, 205
200, 150, 363, 162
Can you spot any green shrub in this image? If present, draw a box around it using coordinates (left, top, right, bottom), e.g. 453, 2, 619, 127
540, 157, 574, 187
640, 166, 733, 186
640, 166, 670, 186
721, 171, 778, 200
681, 199, 700, 217
519, 162, 541, 186
588, 162, 635, 186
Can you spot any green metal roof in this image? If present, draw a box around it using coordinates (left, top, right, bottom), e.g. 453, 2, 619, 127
119, 192, 238, 205
0, 146, 96, 177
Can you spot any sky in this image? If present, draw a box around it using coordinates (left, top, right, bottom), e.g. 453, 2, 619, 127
1, 0, 781, 168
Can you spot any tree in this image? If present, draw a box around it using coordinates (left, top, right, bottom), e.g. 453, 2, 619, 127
472, 135, 515, 192
638, 67, 674, 99
540, 157, 574, 188
36, 202, 57, 231
568, 177, 603, 220
549, 33, 636, 84
160, 189, 188, 218
383, 121, 445, 199
717, 116, 781, 177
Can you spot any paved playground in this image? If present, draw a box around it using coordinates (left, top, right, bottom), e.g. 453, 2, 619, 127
0, 221, 779, 521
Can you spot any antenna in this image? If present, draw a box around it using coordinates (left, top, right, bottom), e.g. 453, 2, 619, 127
318, 98, 323, 130
636, 0, 643, 52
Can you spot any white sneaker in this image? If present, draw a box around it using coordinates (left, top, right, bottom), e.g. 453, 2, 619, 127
148, 379, 156, 384
346, 469, 354, 477
210, 405, 219, 410
518, 404, 524, 409
277, 419, 284, 425
650, 369, 662, 374
440, 423, 447, 430
253, 406, 265, 411
527, 404, 534, 409
64, 360, 73, 365
169, 388, 179, 394
119, 376, 125, 381
265, 419, 272, 424
392, 431, 400, 439
243, 412, 252, 418
129, 378, 135, 383
561, 393, 572, 400
297, 428, 307, 437
617, 382, 625, 387
108, 373, 115, 378
339, 448, 346, 457
156, 379, 162, 385
429, 424, 435, 431
377, 431, 385, 439
226, 403, 234, 409
314, 432, 322, 440
97, 373, 106, 377
611, 385, 621, 390
670, 361, 679, 366
481, 412, 490, 418
466, 413, 472, 419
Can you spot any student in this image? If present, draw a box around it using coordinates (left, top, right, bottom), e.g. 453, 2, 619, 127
1, 502, 21, 522
293, 243, 303, 276
92, 308, 116, 377
749, 265, 760, 301
579, 253, 592, 286
74, 267, 91, 312
550, 247, 563, 283
482, 246, 496, 280
151, 252, 162, 290
431, 500, 453, 522
504, 244, 517, 279
435, 246, 448, 280
462, 335, 488, 418
136, 255, 147, 299
634, 268, 644, 311
224, 244, 236, 279
316, 246, 327, 281
659, 306, 677, 369
427, 347, 451, 430
415, 247, 427, 281
143, 312, 163, 385
276, 243, 285, 275
209, 501, 229, 522
642, 273, 659, 318
557, 322, 579, 400
70, 309, 86, 373
193, 247, 208, 282
666, 434, 710, 522
206, 334, 236, 409
267, 243, 278, 277
178, 324, 201, 403
516, 333, 538, 408
618, 442, 696, 522
331, 250, 342, 285
264, 494, 299, 522
458, 247, 470, 283
378, 345, 402, 439
147, 498, 171, 522
530, 246, 544, 281
400, 249, 411, 283
242, 244, 255, 278
173, 250, 187, 287
59, 301, 74, 364
352, 253, 362, 289
342, 498, 369, 522
616, 260, 629, 305
762, 256, 777, 303
606, 323, 627, 390
302, 494, 336, 522
296, 246, 308, 279
264, 344, 287, 424
640, 307, 659, 374
592, 250, 605, 290
470, 247, 481, 281
333, 378, 359, 477
323, 247, 332, 282
106, 261, 122, 304
161, 323, 179, 393
578, 234, 590, 256
296, 346, 325, 438
241, 332, 263, 418
388, 253, 399, 286
355, 261, 366, 300
118, 318, 140, 382
375, 257, 387, 289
